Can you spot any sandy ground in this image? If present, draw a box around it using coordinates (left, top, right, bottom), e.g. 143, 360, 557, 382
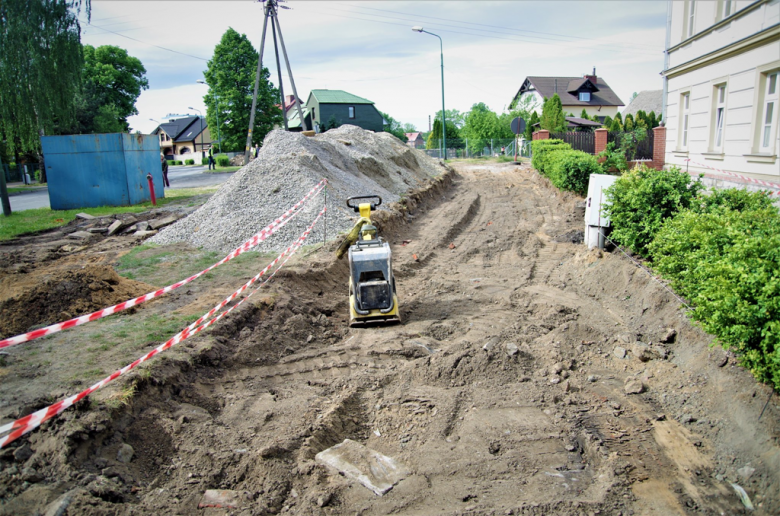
0, 161, 778, 515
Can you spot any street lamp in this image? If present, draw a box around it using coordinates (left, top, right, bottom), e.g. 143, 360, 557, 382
197, 80, 222, 154
188, 107, 204, 159
412, 26, 447, 160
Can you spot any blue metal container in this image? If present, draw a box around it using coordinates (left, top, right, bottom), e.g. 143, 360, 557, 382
40, 133, 164, 210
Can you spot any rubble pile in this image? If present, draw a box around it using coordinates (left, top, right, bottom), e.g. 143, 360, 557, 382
150, 125, 445, 253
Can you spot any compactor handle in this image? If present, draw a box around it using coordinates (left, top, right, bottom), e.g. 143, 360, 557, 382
346, 195, 382, 213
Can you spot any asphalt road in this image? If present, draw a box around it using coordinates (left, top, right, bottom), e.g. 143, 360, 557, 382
7, 165, 235, 212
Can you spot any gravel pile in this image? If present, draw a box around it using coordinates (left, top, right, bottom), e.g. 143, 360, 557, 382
150, 125, 445, 253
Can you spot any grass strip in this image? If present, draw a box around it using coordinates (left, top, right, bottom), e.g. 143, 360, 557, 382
0, 187, 218, 241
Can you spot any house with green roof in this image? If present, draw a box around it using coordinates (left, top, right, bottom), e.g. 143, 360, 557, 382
287, 89, 384, 132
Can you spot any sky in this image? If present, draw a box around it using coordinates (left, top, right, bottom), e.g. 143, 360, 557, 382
79, 0, 669, 135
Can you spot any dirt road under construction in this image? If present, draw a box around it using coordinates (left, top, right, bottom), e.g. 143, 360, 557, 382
1, 161, 779, 515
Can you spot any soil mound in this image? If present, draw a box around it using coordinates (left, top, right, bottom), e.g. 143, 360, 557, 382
150, 125, 445, 253
0, 265, 154, 339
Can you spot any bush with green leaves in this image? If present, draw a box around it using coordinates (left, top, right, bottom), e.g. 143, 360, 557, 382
217, 156, 230, 167
603, 165, 704, 256
174, 160, 183, 165
531, 139, 571, 176
184, 159, 195, 165
689, 187, 774, 213
202, 157, 209, 165
650, 205, 780, 389
546, 149, 604, 195
597, 142, 628, 173
167, 160, 176, 166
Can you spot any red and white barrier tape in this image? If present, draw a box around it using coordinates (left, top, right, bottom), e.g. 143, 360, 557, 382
0, 179, 327, 350
684, 159, 780, 195
0, 206, 326, 448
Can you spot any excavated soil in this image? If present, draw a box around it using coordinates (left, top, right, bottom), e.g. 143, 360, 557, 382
1, 162, 779, 515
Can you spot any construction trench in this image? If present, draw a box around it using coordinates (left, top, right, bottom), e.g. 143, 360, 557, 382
0, 128, 779, 515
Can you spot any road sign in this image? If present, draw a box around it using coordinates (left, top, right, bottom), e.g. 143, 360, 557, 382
510, 117, 526, 135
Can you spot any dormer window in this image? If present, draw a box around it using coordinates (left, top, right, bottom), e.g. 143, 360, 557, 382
579, 92, 591, 102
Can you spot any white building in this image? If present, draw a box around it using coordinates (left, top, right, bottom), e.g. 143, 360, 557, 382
662, 0, 780, 180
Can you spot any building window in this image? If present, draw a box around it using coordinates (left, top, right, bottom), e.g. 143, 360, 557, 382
680, 93, 691, 149
761, 71, 778, 151
687, 0, 696, 38
723, 0, 732, 18
713, 84, 726, 152
578, 92, 591, 102
348, 106, 355, 119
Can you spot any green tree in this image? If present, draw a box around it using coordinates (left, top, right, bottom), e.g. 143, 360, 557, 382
461, 102, 511, 154
523, 111, 540, 140
602, 115, 613, 129
610, 118, 623, 132
433, 109, 466, 129
203, 28, 281, 152
380, 111, 407, 140
614, 112, 623, 124
74, 44, 148, 133
426, 118, 460, 150
0, 0, 88, 154
580, 108, 590, 120
540, 94, 566, 132
401, 123, 417, 133
624, 114, 635, 131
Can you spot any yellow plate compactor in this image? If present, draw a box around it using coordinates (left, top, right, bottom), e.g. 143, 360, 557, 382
339, 195, 400, 327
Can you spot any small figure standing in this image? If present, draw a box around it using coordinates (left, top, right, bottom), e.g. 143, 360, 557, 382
254, 143, 260, 159
208, 146, 216, 170
161, 154, 170, 187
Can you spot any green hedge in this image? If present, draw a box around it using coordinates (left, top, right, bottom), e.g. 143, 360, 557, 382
184, 159, 195, 165
174, 160, 183, 165
547, 150, 604, 195
650, 206, 780, 390
217, 156, 230, 167
202, 157, 209, 165
166, 160, 175, 166
531, 139, 571, 176
603, 165, 703, 256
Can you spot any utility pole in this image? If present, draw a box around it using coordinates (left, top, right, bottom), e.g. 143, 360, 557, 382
0, 156, 11, 216
245, 0, 307, 165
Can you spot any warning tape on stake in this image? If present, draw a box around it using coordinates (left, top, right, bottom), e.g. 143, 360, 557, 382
0, 179, 328, 350
684, 159, 780, 195
0, 206, 327, 448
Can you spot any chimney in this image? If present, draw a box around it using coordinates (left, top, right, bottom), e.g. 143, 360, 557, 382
585, 67, 597, 82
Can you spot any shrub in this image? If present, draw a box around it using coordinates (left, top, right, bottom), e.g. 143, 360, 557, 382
217, 156, 230, 167
167, 160, 175, 166
690, 187, 774, 213
603, 165, 703, 256
184, 159, 195, 165
597, 142, 628, 174
531, 139, 571, 176
546, 149, 604, 195
174, 160, 183, 165
202, 157, 209, 165
650, 206, 780, 390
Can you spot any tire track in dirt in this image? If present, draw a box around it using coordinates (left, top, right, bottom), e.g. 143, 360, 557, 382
6, 162, 778, 515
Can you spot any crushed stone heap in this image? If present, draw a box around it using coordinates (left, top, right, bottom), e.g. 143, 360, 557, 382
150, 125, 445, 253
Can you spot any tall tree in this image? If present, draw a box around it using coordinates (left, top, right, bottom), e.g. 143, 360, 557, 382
78, 44, 148, 132
203, 28, 281, 152
0, 0, 88, 154
461, 102, 511, 154
540, 94, 566, 132
433, 109, 466, 129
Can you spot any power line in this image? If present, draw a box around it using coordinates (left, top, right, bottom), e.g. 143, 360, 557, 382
303, 6, 660, 57
339, 2, 662, 53
81, 20, 209, 61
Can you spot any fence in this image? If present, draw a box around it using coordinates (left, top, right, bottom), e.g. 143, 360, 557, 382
2, 163, 42, 184
549, 132, 595, 154
607, 130, 654, 161
422, 138, 520, 159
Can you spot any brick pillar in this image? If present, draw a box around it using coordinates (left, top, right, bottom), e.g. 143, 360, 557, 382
594, 128, 608, 155
652, 125, 667, 170
533, 130, 549, 141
